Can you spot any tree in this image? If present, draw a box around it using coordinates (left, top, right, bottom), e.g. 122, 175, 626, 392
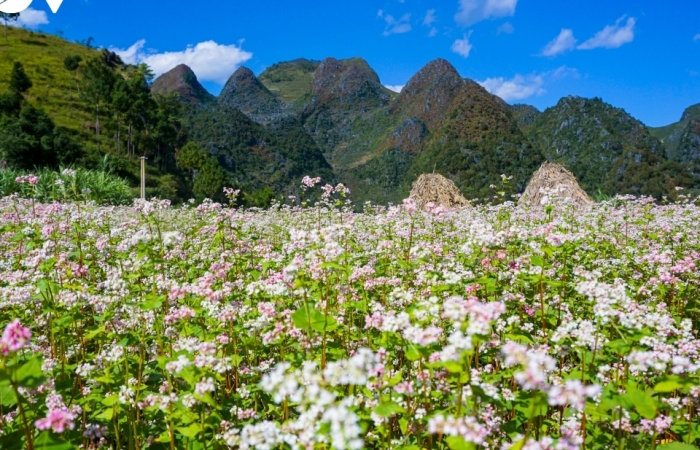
110, 78, 131, 157
118, 71, 156, 158
135, 63, 154, 84
80, 58, 116, 150
151, 93, 185, 170
0, 106, 80, 169
9, 62, 32, 98
63, 55, 83, 114
0, 13, 19, 44
193, 157, 226, 201
176, 142, 207, 172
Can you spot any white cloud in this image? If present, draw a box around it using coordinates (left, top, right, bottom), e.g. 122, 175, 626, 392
428, 27, 438, 37
112, 40, 147, 65
551, 66, 580, 80
694, 33, 700, 41
479, 74, 545, 101
383, 13, 412, 36
377, 10, 384, 18
10, 7, 49, 29
541, 29, 576, 56
497, 22, 514, 34
385, 84, 404, 93
578, 16, 636, 50
451, 31, 474, 58
423, 9, 437, 26
478, 66, 578, 102
110, 39, 253, 84
455, 0, 518, 26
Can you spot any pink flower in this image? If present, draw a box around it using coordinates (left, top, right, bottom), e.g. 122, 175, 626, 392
0, 319, 31, 354
301, 176, 321, 189
15, 174, 39, 186
35, 409, 75, 433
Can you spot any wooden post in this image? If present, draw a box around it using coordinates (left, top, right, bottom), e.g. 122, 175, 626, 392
139, 156, 147, 199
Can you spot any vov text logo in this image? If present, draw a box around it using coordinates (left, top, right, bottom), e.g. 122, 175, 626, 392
0, 0, 64, 14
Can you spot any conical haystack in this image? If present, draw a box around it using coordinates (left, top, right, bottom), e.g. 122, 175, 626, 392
520, 162, 594, 208
409, 173, 472, 209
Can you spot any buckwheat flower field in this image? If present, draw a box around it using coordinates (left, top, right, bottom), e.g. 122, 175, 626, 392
2, 184, 700, 450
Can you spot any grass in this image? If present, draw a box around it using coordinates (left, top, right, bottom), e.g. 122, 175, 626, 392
258, 59, 319, 105
0, 164, 134, 205
0, 26, 101, 132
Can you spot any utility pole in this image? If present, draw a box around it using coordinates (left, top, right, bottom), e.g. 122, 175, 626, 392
139, 156, 147, 199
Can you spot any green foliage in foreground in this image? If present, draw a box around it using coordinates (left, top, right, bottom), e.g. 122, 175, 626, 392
0, 165, 133, 204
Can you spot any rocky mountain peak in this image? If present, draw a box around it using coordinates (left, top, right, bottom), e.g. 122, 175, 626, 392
219, 67, 287, 124
391, 58, 466, 130
150, 64, 214, 104
681, 104, 700, 122
310, 57, 390, 110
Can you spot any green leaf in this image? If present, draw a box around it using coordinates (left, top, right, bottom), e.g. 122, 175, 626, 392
404, 345, 421, 361
34, 431, 75, 450
654, 376, 700, 393
388, 371, 403, 387
101, 393, 119, 407
94, 408, 114, 421
84, 326, 105, 341
654, 378, 685, 393
657, 443, 698, 450
443, 361, 463, 373
372, 401, 405, 417
15, 356, 46, 388
291, 306, 330, 333
177, 423, 203, 439
530, 255, 544, 267
445, 436, 477, 450
138, 296, 164, 311
157, 431, 172, 443
625, 384, 657, 419
0, 385, 17, 407
399, 418, 409, 434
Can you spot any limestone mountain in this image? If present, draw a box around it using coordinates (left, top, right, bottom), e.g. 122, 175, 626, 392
390, 58, 467, 130
526, 96, 691, 198
150, 64, 214, 104
649, 104, 700, 158
334, 58, 543, 204
259, 58, 319, 107
649, 104, 700, 178
218, 67, 288, 124
184, 101, 335, 196
510, 104, 541, 134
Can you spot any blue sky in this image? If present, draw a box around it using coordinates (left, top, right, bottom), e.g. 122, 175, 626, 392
10, 0, 700, 127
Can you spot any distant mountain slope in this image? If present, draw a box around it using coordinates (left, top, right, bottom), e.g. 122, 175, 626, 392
341, 59, 543, 204
184, 102, 335, 195
510, 104, 541, 134
218, 67, 288, 124
150, 64, 214, 104
649, 104, 700, 179
258, 58, 319, 106
526, 96, 690, 198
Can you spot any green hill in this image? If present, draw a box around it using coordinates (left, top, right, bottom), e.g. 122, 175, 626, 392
526, 96, 691, 198
258, 58, 319, 106
649, 104, 700, 180
0, 27, 99, 133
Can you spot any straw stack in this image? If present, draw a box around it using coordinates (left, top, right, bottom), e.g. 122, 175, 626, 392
408, 173, 472, 209
519, 162, 593, 208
